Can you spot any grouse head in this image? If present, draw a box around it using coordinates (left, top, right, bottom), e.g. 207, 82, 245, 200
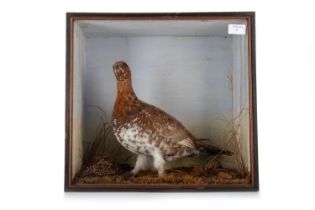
113, 61, 131, 81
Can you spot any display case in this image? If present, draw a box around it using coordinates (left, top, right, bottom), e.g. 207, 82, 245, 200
65, 12, 258, 191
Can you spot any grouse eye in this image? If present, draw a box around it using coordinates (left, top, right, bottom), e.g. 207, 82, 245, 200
122, 63, 127, 68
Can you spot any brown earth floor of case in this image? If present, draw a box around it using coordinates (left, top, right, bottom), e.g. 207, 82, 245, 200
73, 156, 250, 185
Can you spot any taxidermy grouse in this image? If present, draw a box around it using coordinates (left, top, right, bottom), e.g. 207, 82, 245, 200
112, 61, 231, 176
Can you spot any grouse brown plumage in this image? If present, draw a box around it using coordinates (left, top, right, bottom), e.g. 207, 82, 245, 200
111, 61, 229, 176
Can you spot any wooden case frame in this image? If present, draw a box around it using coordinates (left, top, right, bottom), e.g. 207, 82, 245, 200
65, 12, 259, 192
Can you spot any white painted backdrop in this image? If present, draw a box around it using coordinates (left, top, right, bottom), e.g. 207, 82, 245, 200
83, 36, 234, 142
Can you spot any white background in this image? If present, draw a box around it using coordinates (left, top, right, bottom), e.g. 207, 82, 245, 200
0, 0, 314, 210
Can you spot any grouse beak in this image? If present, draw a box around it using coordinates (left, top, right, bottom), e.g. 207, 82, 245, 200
112, 63, 120, 77
112, 64, 117, 74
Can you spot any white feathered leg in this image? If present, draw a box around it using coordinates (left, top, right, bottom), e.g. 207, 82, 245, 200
131, 154, 153, 175
152, 150, 165, 176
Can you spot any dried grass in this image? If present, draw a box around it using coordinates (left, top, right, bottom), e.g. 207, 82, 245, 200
221, 73, 248, 177
219, 109, 247, 177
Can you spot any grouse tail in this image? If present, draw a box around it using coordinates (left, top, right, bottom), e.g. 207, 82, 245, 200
195, 139, 233, 156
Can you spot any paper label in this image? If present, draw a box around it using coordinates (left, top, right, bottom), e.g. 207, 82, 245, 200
228, 24, 246, 35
